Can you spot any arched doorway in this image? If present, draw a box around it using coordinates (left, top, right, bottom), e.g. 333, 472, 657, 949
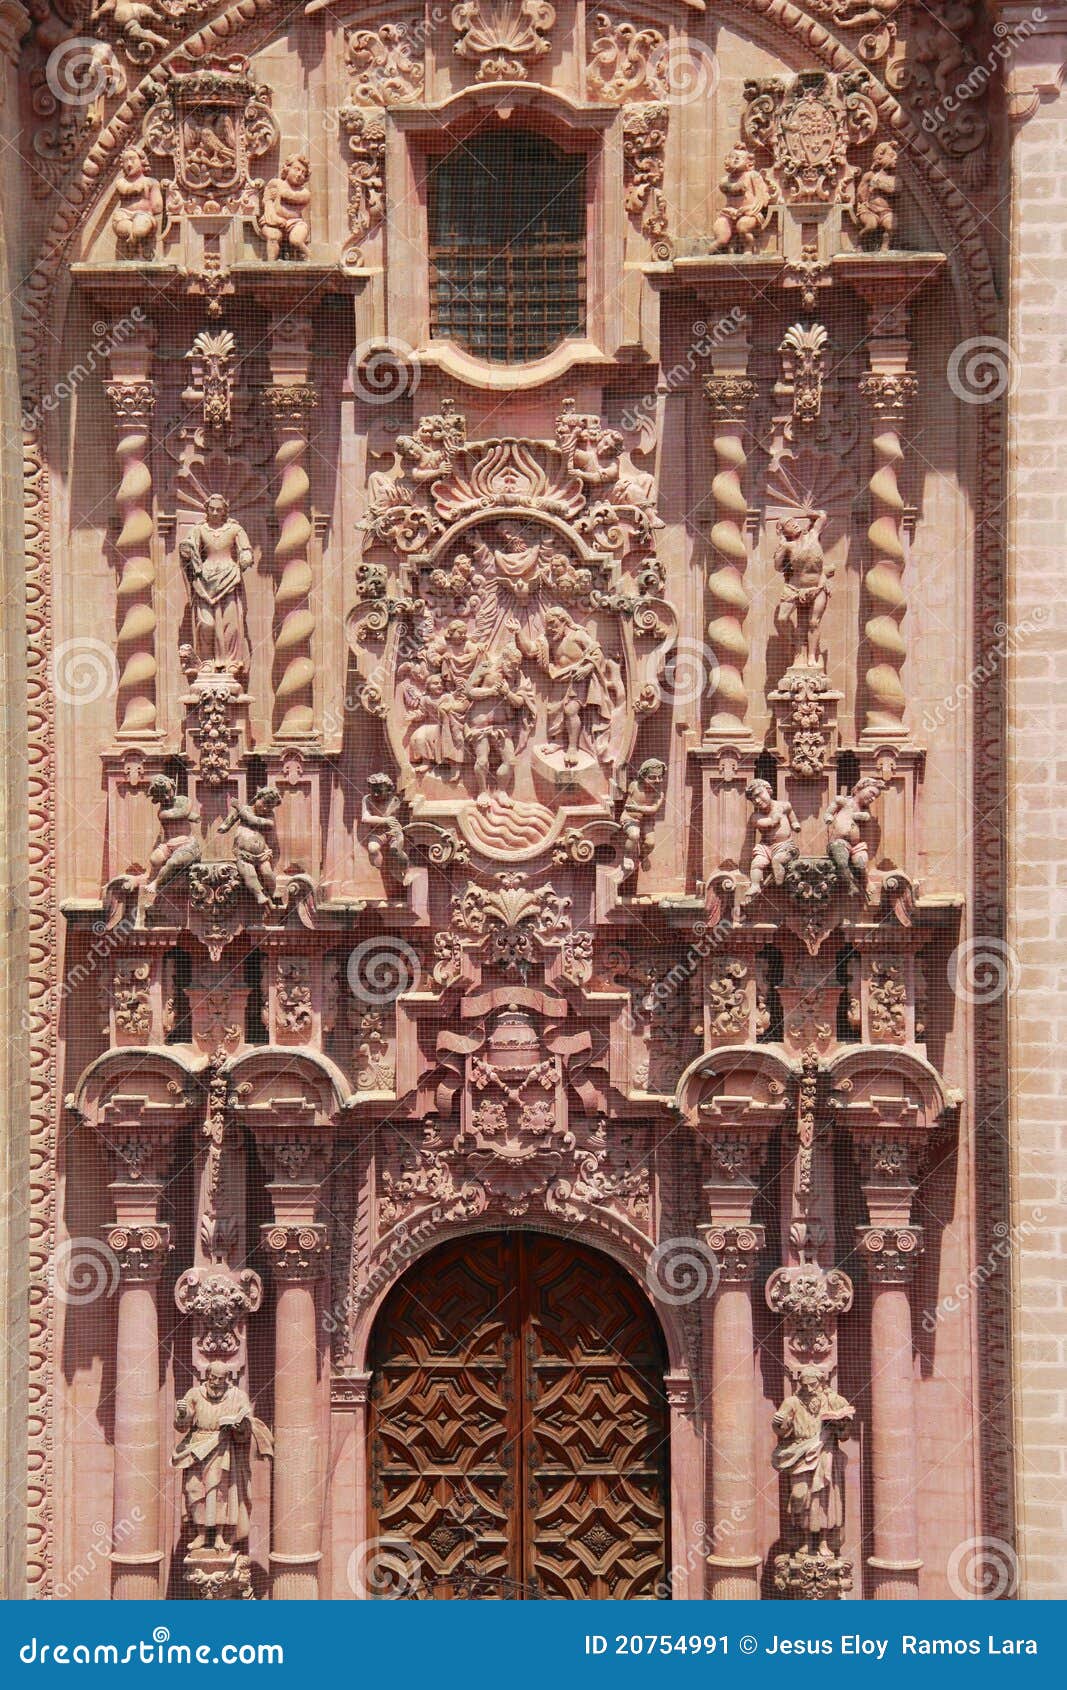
367, 1232, 670, 1599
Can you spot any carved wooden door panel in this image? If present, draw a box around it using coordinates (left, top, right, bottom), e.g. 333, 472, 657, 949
368, 1234, 669, 1599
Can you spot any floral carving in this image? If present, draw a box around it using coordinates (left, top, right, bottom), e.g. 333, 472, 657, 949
174, 1267, 263, 1357
338, 108, 386, 263
113, 961, 152, 1035
705, 961, 748, 1038
868, 961, 906, 1042
586, 13, 668, 102
277, 960, 313, 1037
451, 0, 556, 82
345, 22, 426, 105
623, 105, 671, 260
766, 1264, 854, 1365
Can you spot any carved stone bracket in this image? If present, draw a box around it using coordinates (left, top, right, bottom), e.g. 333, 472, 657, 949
765, 1261, 854, 1377
175, 1266, 264, 1357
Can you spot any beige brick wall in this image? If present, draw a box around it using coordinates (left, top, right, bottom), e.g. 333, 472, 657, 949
1004, 54, 1067, 1602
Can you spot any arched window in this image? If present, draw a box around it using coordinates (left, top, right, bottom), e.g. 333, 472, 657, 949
428, 130, 586, 363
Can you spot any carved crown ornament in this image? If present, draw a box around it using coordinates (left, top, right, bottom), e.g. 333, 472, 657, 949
348, 399, 677, 861
140, 56, 278, 218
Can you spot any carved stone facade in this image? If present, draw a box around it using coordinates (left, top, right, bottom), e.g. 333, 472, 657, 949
0, 0, 1041, 1605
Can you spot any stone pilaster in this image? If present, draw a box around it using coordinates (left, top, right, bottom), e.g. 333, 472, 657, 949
261, 1224, 329, 1600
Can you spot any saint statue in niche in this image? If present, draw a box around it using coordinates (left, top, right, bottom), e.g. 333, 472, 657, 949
771, 1366, 855, 1557
530, 606, 625, 768
172, 1363, 273, 1553
773, 507, 832, 670
180, 495, 255, 676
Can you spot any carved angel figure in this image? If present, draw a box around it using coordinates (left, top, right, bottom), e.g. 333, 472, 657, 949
260, 152, 311, 261
772, 1366, 855, 1557
712, 145, 774, 253
745, 779, 800, 895
219, 785, 282, 906
555, 403, 656, 509
144, 775, 201, 895
111, 146, 165, 258
360, 772, 410, 879
180, 495, 255, 676
824, 775, 884, 895
773, 508, 832, 670
172, 1363, 273, 1553
853, 141, 897, 251
91, 0, 168, 61
619, 758, 666, 879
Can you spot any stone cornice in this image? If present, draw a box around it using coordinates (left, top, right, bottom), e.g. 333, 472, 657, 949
988, 3, 1067, 122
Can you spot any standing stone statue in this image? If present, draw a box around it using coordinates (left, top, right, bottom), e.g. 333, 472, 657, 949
771, 1366, 855, 1557
180, 495, 255, 676
773, 508, 832, 670
172, 1362, 273, 1552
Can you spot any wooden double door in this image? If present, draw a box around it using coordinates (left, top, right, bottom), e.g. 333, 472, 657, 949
368, 1233, 670, 1599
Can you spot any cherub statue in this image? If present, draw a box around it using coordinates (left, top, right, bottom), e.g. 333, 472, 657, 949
180, 495, 255, 676
219, 785, 282, 906
853, 142, 897, 252
824, 775, 884, 896
360, 773, 410, 881
745, 778, 800, 896
172, 1363, 273, 1554
619, 758, 666, 880
771, 1366, 855, 1558
260, 153, 311, 262
144, 775, 201, 896
91, 0, 168, 61
773, 508, 832, 670
111, 146, 164, 259
711, 145, 774, 254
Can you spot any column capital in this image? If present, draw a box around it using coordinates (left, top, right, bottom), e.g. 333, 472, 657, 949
857, 1224, 924, 1284
262, 1223, 329, 1282
105, 380, 157, 424
702, 375, 757, 419
261, 383, 319, 426
105, 1222, 172, 1283
700, 1223, 765, 1284
859, 371, 918, 419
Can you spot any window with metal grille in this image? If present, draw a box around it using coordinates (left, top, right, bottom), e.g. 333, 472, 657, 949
428, 132, 586, 364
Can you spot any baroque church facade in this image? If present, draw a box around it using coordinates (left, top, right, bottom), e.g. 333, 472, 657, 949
0, 0, 1062, 1602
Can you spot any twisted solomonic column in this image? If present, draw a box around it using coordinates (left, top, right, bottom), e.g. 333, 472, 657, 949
262, 384, 318, 740
106, 379, 158, 734
859, 371, 918, 739
702, 376, 758, 739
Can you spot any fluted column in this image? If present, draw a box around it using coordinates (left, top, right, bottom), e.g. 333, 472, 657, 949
264, 314, 318, 741
858, 302, 917, 739
700, 1225, 765, 1599
107, 1219, 171, 1599
261, 1223, 329, 1599
106, 355, 158, 736
857, 1225, 924, 1597
702, 372, 757, 740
